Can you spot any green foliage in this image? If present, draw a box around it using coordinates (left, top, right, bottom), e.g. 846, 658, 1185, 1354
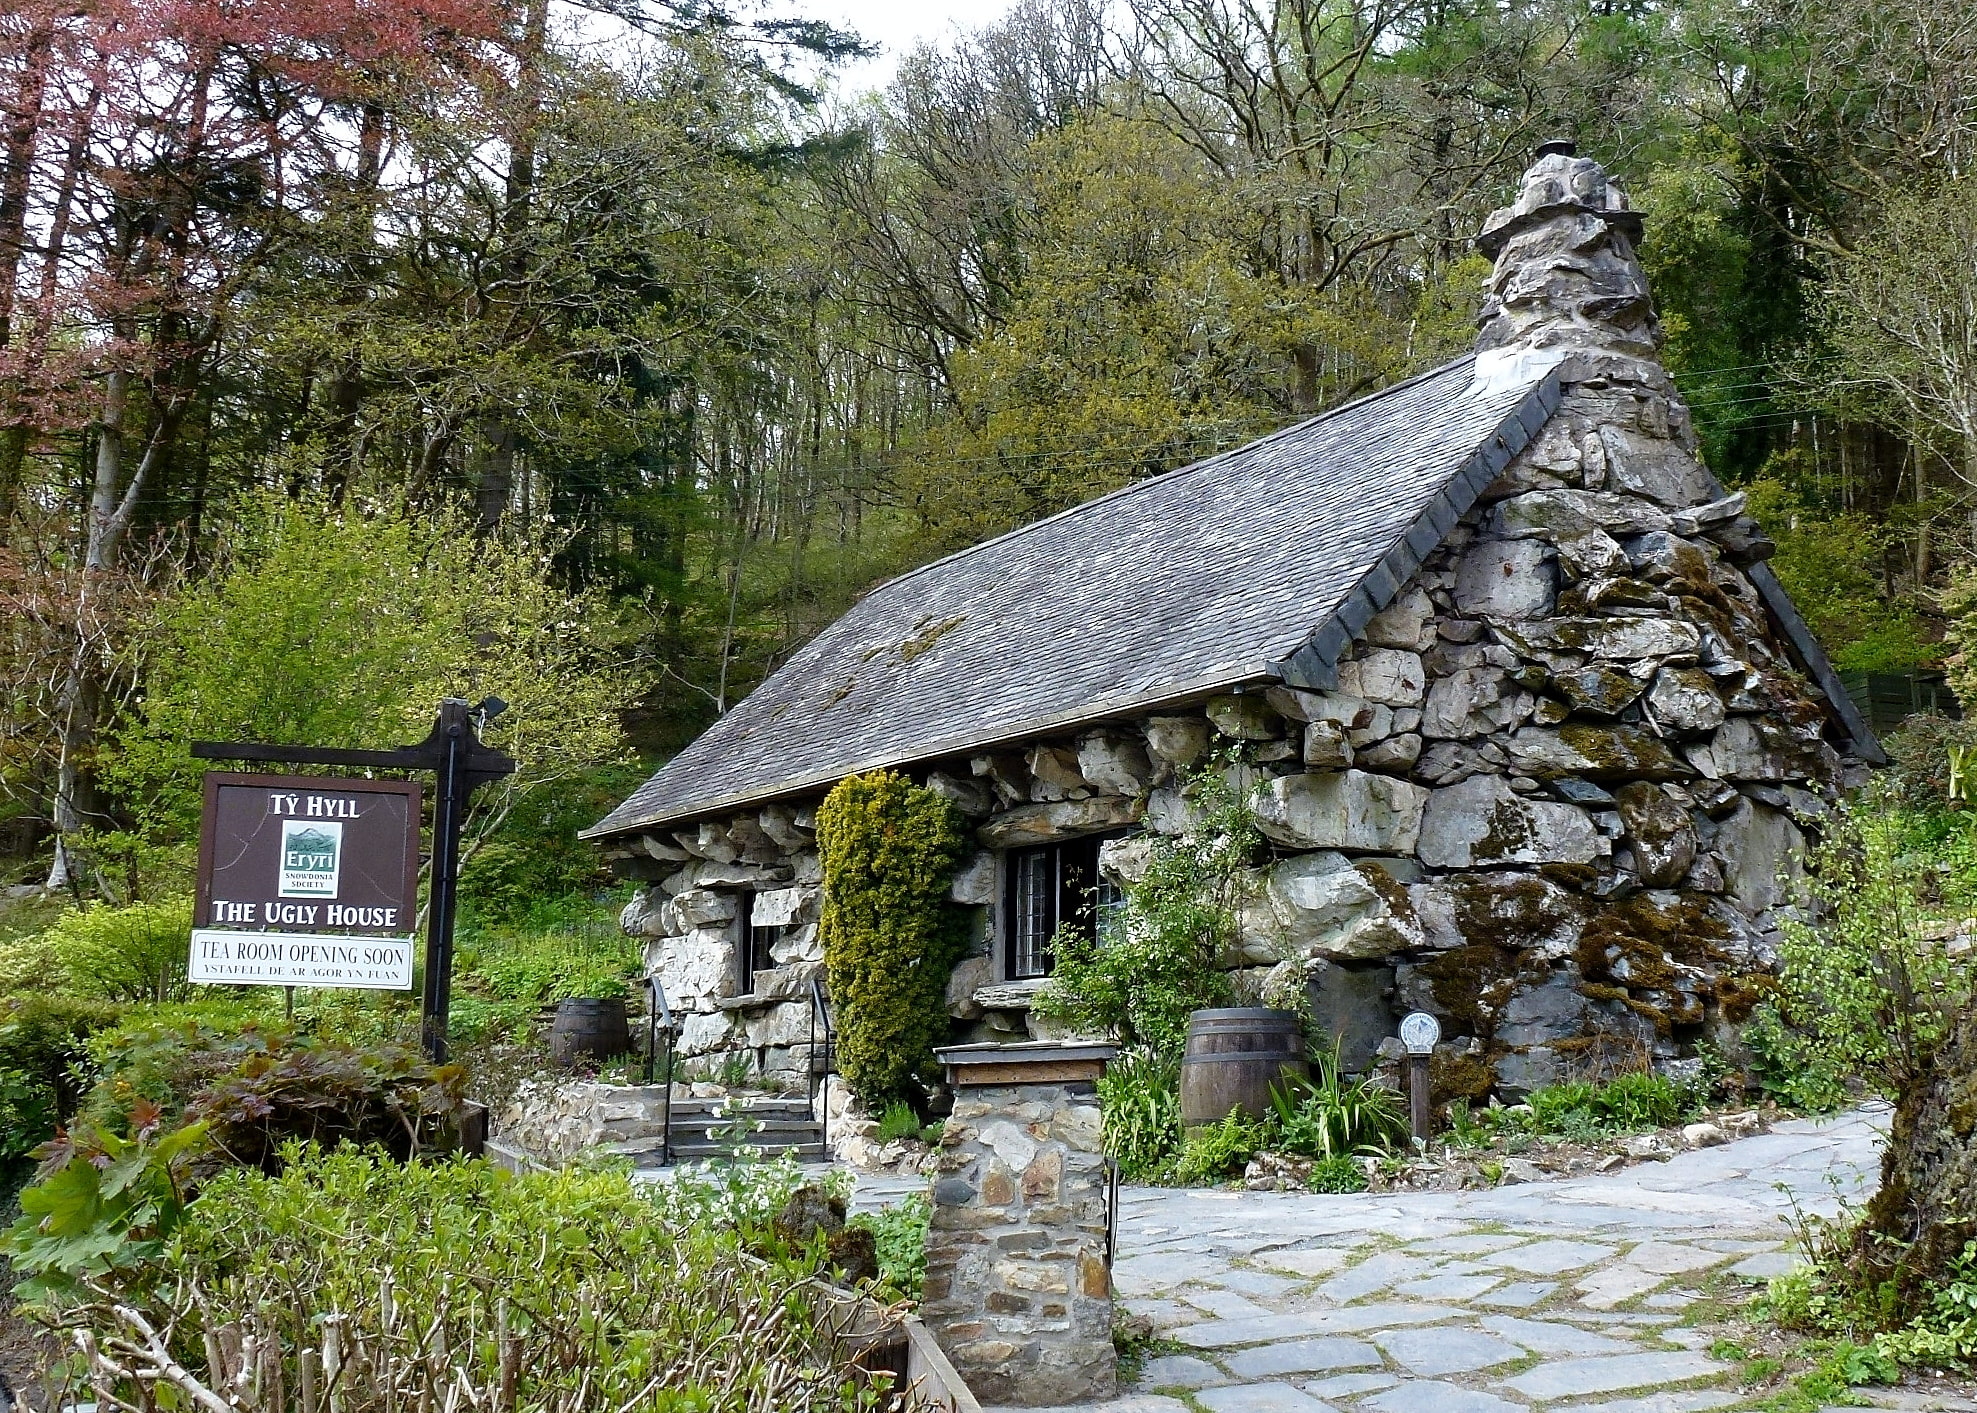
1098, 1048, 1184, 1182
84, 1147, 888, 1410
101, 493, 631, 884
1269, 1049, 1409, 1160
4, 897, 198, 1004
874, 1100, 926, 1143
1034, 752, 1254, 1055
1770, 1219, 1977, 1376
1174, 1110, 1264, 1187
1743, 471, 1933, 674
1305, 1154, 1368, 1194
816, 771, 970, 1108
1, 1116, 209, 1301
1747, 809, 1970, 1108
0, 993, 124, 1121
457, 765, 647, 922
71, 1009, 466, 1169
848, 1194, 930, 1303
1467, 1072, 1704, 1140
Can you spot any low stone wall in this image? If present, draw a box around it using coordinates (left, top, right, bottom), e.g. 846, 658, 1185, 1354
495, 1079, 670, 1165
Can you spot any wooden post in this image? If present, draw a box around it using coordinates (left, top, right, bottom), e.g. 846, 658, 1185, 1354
1408, 1053, 1432, 1143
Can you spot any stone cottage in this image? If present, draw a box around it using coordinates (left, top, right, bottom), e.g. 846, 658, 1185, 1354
584, 144, 1883, 1103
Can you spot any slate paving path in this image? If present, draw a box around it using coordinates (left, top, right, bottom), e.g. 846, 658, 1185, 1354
982, 1106, 1968, 1413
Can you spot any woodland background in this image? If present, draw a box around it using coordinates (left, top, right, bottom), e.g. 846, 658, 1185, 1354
1, 0, 1975, 899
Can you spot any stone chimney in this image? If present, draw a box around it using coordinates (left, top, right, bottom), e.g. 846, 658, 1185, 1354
1471, 141, 1725, 511
1476, 141, 1659, 367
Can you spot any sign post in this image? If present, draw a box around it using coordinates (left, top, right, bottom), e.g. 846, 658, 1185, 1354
1399, 1011, 1441, 1144
193, 698, 516, 1061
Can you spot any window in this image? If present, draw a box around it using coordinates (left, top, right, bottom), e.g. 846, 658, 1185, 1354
1003, 834, 1129, 980
739, 895, 784, 995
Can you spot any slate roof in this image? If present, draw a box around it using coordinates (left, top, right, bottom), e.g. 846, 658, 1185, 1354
587, 354, 1577, 838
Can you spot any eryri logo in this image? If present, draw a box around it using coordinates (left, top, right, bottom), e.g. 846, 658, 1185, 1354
278, 819, 343, 898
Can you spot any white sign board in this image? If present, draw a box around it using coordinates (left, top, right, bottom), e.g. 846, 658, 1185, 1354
189, 929, 415, 991
1399, 1011, 1442, 1055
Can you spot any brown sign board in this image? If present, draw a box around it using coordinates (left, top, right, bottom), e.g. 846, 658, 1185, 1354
192, 773, 422, 989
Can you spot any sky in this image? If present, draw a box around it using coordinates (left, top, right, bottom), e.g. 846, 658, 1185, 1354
812, 0, 1011, 95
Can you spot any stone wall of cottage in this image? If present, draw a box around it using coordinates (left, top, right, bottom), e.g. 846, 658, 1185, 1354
600, 149, 1866, 1104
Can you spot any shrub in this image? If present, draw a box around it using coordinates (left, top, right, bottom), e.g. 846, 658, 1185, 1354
0, 994, 124, 1121
1270, 1046, 1408, 1159
1098, 1048, 1184, 1182
468, 924, 641, 1003
2, 1112, 210, 1300
1306, 1153, 1368, 1194
1175, 1110, 1263, 1186
849, 1194, 930, 1303
74, 1012, 466, 1168
875, 1100, 926, 1142
1034, 752, 1254, 1055
1595, 1070, 1696, 1130
7, 898, 196, 1003
816, 771, 970, 1107
1747, 810, 1969, 1108
19, 1145, 898, 1411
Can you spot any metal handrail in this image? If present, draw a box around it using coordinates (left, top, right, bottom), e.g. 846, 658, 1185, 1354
809, 978, 836, 1151
645, 976, 678, 1165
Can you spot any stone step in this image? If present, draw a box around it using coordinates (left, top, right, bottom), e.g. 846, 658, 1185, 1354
663, 1140, 829, 1163
668, 1119, 823, 1140
665, 1099, 816, 1118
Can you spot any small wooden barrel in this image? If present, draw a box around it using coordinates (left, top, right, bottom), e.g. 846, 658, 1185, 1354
1179, 1007, 1308, 1131
549, 997, 630, 1068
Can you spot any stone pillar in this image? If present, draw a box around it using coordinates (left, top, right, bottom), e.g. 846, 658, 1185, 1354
923, 1041, 1117, 1407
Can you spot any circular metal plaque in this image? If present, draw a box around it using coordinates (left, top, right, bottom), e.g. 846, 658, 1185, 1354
1399, 1011, 1441, 1056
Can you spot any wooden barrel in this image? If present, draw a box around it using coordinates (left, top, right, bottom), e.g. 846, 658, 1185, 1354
1179, 1007, 1308, 1130
549, 997, 630, 1068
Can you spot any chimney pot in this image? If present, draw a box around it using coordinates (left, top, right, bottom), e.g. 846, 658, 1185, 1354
1535, 138, 1577, 158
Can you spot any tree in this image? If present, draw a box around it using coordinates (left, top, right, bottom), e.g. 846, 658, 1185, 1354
101, 492, 632, 887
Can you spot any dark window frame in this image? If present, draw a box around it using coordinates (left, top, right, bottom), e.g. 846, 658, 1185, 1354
738, 893, 784, 995
1001, 832, 1129, 981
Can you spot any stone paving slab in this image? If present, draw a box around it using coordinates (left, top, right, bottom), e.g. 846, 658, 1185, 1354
994, 1106, 1895, 1413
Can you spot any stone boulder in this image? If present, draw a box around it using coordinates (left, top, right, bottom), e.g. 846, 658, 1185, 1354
749, 885, 817, 928
1364, 586, 1435, 651
1260, 852, 1423, 961
977, 797, 1144, 849
1207, 694, 1281, 740
1686, 716, 1794, 781
1506, 724, 1688, 780
1488, 488, 1672, 541
1550, 665, 1646, 715
1410, 871, 1588, 958
1252, 770, 1428, 854
1027, 745, 1089, 800
1306, 962, 1396, 1073
1498, 616, 1701, 667
1453, 538, 1556, 619
1712, 798, 1805, 912
1078, 731, 1153, 796
1417, 774, 1606, 869
1144, 716, 1210, 771
647, 927, 736, 1007
949, 852, 997, 905
1421, 667, 1532, 739
1337, 648, 1427, 708
1612, 782, 1697, 888
1646, 667, 1726, 736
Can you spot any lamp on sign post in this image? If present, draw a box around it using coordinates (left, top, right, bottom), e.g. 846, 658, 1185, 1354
1399, 1011, 1440, 1143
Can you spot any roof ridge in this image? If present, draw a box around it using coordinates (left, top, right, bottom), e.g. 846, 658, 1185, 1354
859, 354, 1480, 602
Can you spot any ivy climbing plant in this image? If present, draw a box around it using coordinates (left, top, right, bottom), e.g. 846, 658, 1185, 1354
816, 771, 970, 1108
